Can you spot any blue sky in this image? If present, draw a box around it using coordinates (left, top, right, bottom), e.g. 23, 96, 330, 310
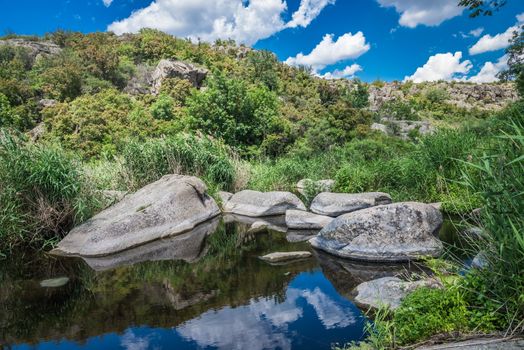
1, 0, 522, 82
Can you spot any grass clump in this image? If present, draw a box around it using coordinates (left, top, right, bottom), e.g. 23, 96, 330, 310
0, 129, 99, 254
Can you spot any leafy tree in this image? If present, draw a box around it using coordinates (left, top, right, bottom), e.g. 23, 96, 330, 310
459, 0, 508, 17
150, 94, 176, 120
499, 26, 524, 96
344, 79, 370, 108
245, 50, 279, 91
187, 72, 280, 153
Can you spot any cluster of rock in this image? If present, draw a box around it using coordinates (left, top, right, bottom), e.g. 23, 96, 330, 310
368, 81, 518, 112
0, 38, 62, 62
124, 59, 209, 95
372, 118, 435, 140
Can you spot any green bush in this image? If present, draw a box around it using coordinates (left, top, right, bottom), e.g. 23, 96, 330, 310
120, 133, 236, 191
150, 94, 176, 120
187, 72, 281, 155
0, 130, 98, 254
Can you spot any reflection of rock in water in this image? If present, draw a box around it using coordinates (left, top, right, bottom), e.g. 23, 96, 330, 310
286, 229, 318, 242
224, 213, 288, 233
315, 251, 429, 299
82, 217, 220, 271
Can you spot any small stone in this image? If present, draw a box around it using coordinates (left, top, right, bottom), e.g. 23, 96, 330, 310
259, 251, 312, 263
40, 277, 70, 288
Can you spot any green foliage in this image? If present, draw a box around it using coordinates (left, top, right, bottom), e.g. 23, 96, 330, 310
380, 99, 418, 121
345, 80, 370, 108
150, 94, 176, 120
44, 89, 156, 157
187, 72, 281, 155
0, 130, 99, 254
425, 87, 449, 104
245, 50, 279, 91
120, 133, 236, 191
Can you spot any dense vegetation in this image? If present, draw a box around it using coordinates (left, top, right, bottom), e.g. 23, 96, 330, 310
0, 27, 522, 348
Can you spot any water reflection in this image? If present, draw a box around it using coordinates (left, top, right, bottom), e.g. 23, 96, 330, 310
2, 219, 366, 350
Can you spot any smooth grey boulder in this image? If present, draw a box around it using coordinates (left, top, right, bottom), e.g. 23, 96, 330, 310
81, 217, 219, 271
354, 276, 441, 310
259, 251, 312, 263
296, 179, 335, 195
285, 209, 333, 230
310, 202, 443, 262
223, 190, 306, 217
151, 59, 208, 94
310, 192, 392, 217
51, 175, 220, 257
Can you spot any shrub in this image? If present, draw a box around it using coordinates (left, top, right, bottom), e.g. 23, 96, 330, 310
187, 72, 281, 155
150, 94, 176, 120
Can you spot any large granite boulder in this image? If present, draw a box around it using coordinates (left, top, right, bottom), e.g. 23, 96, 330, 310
81, 217, 220, 271
310, 202, 443, 261
285, 209, 333, 229
51, 175, 220, 257
310, 192, 392, 217
353, 277, 441, 310
151, 59, 208, 94
223, 190, 306, 217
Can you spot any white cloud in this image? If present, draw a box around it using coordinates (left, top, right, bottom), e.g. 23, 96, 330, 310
377, 0, 463, 28
404, 51, 472, 82
285, 32, 369, 71
302, 287, 356, 329
286, 0, 335, 28
108, 0, 331, 46
469, 25, 520, 55
469, 27, 484, 37
467, 55, 508, 83
319, 64, 362, 79
102, 0, 113, 7
517, 12, 524, 23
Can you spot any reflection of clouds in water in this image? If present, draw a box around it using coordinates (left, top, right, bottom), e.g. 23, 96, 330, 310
302, 287, 356, 329
177, 304, 293, 350
177, 284, 355, 349
120, 329, 151, 350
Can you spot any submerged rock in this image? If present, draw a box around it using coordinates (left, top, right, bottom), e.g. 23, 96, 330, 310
285, 209, 333, 229
51, 175, 220, 257
286, 230, 318, 242
39, 277, 70, 288
223, 213, 287, 233
310, 192, 392, 217
259, 251, 312, 263
223, 190, 306, 217
151, 59, 208, 94
354, 276, 441, 310
310, 202, 443, 262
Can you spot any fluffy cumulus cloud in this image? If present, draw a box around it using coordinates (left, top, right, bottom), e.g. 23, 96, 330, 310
377, 0, 463, 28
102, 0, 113, 7
286, 0, 336, 28
467, 55, 508, 83
404, 51, 472, 82
107, 0, 333, 46
469, 25, 520, 55
319, 64, 362, 79
285, 32, 369, 71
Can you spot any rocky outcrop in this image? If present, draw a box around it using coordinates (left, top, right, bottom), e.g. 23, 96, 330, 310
223, 190, 306, 217
151, 59, 208, 94
368, 81, 517, 112
296, 179, 335, 196
310, 192, 392, 217
51, 175, 220, 257
124, 64, 154, 95
310, 202, 443, 261
285, 209, 333, 229
0, 39, 61, 61
373, 118, 436, 140
353, 276, 441, 310
259, 251, 312, 263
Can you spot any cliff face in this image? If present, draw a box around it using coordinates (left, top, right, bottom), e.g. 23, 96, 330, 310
368, 81, 518, 111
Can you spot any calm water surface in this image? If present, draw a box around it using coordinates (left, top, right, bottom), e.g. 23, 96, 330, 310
0, 215, 466, 350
